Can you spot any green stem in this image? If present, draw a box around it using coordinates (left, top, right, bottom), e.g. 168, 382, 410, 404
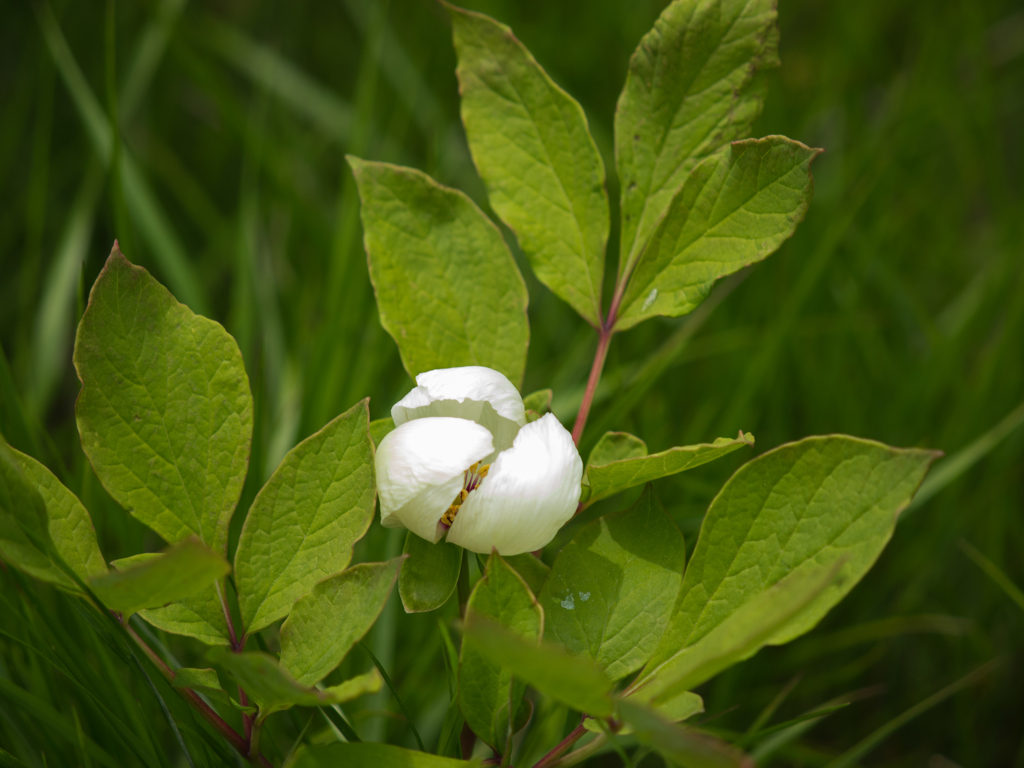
457, 549, 471, 618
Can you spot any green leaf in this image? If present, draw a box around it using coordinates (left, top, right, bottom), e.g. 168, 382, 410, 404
448, 5, 609, 327
633, 563, 841, 707
90, 537, 230, 616
111, 554, 230, 646
369, 417, 396, 448
463, 618, 613, 718
171, 668, 233, 706
280, 558, 404, 686
73, 244, 253, 552
584, 431, 754, 507
614, 138, 820, 330
208, 649, 382, 720
348, 157, 530, 386
615, 0, 780, 278
616, 699, 750, 768
505, 553, 551, 597
0, 436, 61, 586
398, 533, 462, 614
291, 742, 474, 768
522, 389, 553, 415
7, 446, 106, 586
234, 399, 375, 635
459, 552, 543, 750
540, 486, 685, 681
641, 435, 941, 681
588, 431, 649, 467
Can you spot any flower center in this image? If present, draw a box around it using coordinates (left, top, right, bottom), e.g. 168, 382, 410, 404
440, 462, 490, 527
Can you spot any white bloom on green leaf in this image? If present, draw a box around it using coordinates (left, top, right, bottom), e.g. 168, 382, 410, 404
375, 367, 582, 555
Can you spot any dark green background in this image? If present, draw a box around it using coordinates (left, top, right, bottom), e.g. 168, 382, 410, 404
1, 0, 1022, 765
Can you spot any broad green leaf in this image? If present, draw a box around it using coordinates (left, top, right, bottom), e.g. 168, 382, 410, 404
633, 563, 841, 707
8, 446, 106, 586
280, 558, 404, 686
291, 743, 474, 768
208, 649, 382, 720
584, 431, 754, 507
522, 389, 553, 415
369, 417, 395, 448
505, 553, 551, 596
348, 157, 529, 386
449, 5, 609, 327
398, 532, 462, 613
615, 0, 779, 279
111, 553, 230, 646
234, 399, 375, 635
616, 699, 750, 768
459, 553, 542, 750
0, 436, 61, 586
540, 486, 684, 681
614, 138, 820, 330
586, 689, 704, 732
641, 435, 940, 681
171, 668, 233, 706
463, 618, 613, 717
90, 537, 230, 616
73, 244, 253, 552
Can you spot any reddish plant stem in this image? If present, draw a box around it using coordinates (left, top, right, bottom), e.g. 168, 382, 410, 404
571, 327, 612, 447
532, 723, 587, 768
123, 623, 272, 766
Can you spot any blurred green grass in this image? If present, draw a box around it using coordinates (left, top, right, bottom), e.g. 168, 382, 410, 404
1, 0, 1022, 765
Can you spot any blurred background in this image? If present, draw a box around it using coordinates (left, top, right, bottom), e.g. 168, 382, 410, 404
1, 0, 1022, 765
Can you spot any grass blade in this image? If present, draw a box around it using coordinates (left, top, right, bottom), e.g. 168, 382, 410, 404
823, 660, 1000, 768
359, 642, 425, 752
958, 540, 1024, 615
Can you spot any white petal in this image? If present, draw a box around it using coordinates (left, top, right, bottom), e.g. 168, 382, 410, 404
375, 417, 493, 543
391, 366, 526, 453
447, 413, 582, 555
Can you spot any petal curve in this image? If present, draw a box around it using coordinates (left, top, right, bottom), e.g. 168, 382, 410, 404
376, 417, 493, 542
392, 366, 526, 453
448, 413, 582, 555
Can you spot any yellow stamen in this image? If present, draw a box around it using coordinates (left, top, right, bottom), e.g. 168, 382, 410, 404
441, 463, 491, 526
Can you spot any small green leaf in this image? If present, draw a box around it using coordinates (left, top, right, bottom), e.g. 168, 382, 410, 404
280, 558, 404, 686
449, 5, 609, 327
641, 435, 941, 681
90, 537, 230, 616
540, 486, 685, 681
235, 399, 376, 635
463, 618, 613, 718
171, 668, 232, 705
208, 648, 382, 719
584, 432, 754, 507
522, 389, 553, 415
112, 554, 230, 646
290, 742, 474, 768
588, 431, 649, 467
616, 0, 780, 278
615, 138, 820, 330
616, 699, 750, 768
348, 157, 530, 386
73, 244, 253, 552
7, 446, 106, 587
398, 532, 462, 613
633, 563, 841, 707
369, 417, 396, 448
459, 553, 542, 751
505, 553, 551, 597
0, 436, 62, 586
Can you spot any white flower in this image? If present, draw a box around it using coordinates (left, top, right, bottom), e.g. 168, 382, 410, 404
374, 366, 583, 555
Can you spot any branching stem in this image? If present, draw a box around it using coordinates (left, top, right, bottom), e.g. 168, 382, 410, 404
123, 619, 271, 767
